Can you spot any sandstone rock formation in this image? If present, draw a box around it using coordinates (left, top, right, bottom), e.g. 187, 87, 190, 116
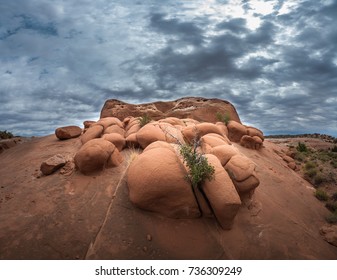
127, 143, 200, 218
49, 98, 264, 229
55, 126, 82, 140
227, 120, 264, 150
225, 154, 260, 195
202, 154, 241, 229
0, 138, 22, 154
100, 97, 241, 123
4, 98, 337, 260
74, 139, 123, 174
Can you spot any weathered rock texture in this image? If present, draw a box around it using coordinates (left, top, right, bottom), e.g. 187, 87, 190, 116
100, 97, 241, 123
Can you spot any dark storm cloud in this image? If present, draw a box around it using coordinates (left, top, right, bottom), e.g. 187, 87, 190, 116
149, 12, 204, 45
138, 19, 277, 91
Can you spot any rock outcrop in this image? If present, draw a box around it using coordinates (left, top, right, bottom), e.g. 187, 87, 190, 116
227, 120, 264, 150
100, 97, 241, 123
50, 97, 264, 229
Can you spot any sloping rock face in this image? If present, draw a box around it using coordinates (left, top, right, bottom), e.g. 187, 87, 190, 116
100, 97, 241, 124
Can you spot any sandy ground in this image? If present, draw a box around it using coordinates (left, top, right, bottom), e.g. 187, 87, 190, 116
0, 135, 336, 259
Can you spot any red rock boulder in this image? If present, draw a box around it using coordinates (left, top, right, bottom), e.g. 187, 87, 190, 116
74, 139, 123, 174
227, 120, 247, 143
81, 125, 104, 144
102, 133, 126, 151
202, 154, 241, 229
136, 123, 166, 149
40, 154, 67, 175
127, 146, 200, 218
224, 154, 260, 195
55, 126, 82, 140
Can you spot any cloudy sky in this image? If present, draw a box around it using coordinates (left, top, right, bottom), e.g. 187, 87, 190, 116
1, 0, 337, 136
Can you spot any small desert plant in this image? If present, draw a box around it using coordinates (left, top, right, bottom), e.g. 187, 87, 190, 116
332, 146, 337, 153
0, 130, 14, 139
325, 202, 337, 212
304, 161, 316, 170
313, 173, 325, 185
304, 168, 317, 179
127, 148, 140, 165
315, 189, 329, 201
326, 211, 337, 224
294, 151, 306, 162
138, 114, 152, 127
216, 112, 231, 125
179, 137, 215, 190
296, 142, 308, 152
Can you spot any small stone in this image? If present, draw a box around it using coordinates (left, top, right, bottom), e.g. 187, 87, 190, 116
143, 246, 148, 252
40, 154, 67, 175
287, 162, 297, 170
147, 234, 152, 241
320, 225, 337, 247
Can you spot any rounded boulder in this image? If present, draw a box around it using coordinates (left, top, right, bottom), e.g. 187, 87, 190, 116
74, 139, 122, 174
127, 147, 200, 218
55, 126, 82, 140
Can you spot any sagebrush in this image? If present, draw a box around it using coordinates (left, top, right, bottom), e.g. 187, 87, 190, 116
179, 137, 215, 189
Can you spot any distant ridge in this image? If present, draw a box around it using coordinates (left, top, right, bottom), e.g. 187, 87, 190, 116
266, 133, 336, 143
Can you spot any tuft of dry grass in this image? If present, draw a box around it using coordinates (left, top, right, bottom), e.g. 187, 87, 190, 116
126, 148, 141, 166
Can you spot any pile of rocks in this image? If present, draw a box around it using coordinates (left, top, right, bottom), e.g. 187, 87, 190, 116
51, 114, 263, 229
126, 118, 260, 229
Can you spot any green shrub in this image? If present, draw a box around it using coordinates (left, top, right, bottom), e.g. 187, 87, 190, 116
332, 146, 337, 153
304, 161, 316, 170
0, 130, 14, 139
315, 189, 329, 201
296, 142, 308, 152
325, 202, 337, 212
179, 140, 215, 189
326, 211, 337, 224
316, 152, 332, 162
304, 168, 317, 178
138, 114, 152, 127
216, 112, 230, 125
294, 151, 306, 162
313, 173, 325, 185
